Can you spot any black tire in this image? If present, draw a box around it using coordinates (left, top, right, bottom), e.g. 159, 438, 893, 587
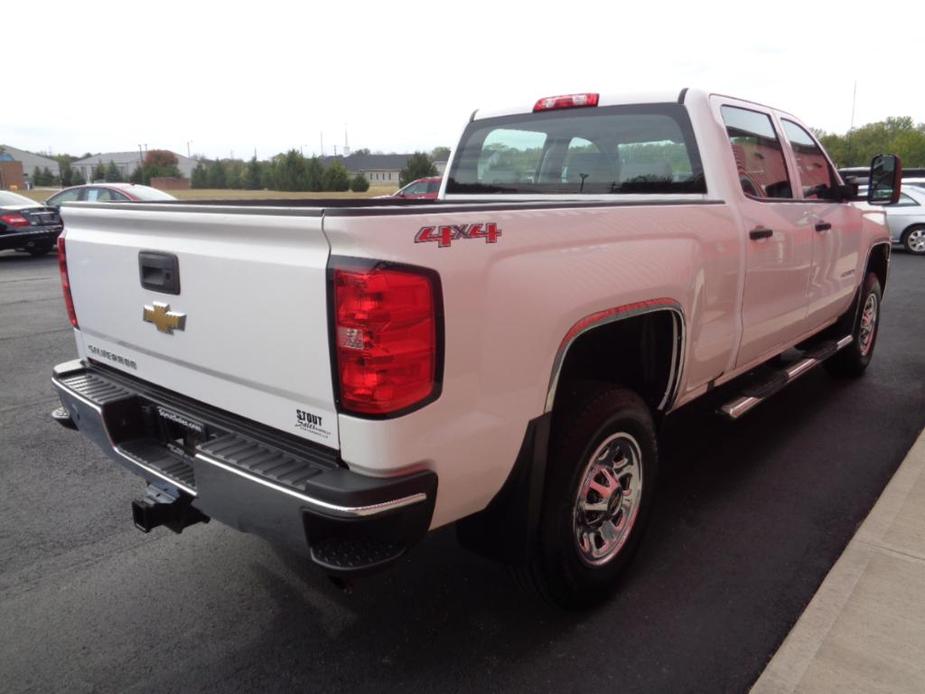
517, 386, 658, 609
26, 245, 51, 257
826, 272, 882, 377
901, 225, 925, 255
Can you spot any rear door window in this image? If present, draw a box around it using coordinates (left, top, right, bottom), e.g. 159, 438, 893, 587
721, 106, 793, 199
86, 187, 115, 202
401, 182, 427, 195
447, 104, 705, 195
47, 188, 82, 205
781, 120, 837, 200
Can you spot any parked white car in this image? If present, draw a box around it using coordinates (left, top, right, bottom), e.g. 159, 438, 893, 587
900, 177, 925, 192
885, 187, 925, 254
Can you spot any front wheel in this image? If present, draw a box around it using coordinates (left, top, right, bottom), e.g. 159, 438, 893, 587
26, 245, 52, 257
826, 272, 882, 377
901, 225, 925, 255
518, 386, 658, 608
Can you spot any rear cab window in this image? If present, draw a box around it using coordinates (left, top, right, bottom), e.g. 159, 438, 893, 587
446, 104, 706, 195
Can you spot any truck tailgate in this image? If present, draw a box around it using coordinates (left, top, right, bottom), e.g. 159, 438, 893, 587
61, 204, 338, 448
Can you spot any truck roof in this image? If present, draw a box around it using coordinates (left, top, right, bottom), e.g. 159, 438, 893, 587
471, 88, 799, 122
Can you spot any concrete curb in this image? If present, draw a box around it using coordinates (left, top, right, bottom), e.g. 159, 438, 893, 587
752, 428, 925, 693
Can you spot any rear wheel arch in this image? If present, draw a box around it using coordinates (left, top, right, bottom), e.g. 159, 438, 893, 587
545, 302, 685, 418
456, 302, 684, 566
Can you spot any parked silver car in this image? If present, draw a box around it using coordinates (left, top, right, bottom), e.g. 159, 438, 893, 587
885, 187, 925, 254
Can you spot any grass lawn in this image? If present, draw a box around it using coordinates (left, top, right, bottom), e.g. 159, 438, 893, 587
15, 188, 59, 203
12, 185, 398, 203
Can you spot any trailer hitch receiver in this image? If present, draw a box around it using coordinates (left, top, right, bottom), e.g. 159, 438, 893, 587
132, 482, 209, 534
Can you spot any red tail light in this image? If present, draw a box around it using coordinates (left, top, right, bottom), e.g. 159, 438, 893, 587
0, 212, 30, 228
533, 93, 599, 112
57, 236, 78, 328
332, 261, 441, 416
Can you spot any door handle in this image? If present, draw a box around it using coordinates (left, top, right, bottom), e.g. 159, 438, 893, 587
815, 222, 832, 232
749, 226, 773, 240
139, 251, 181, 295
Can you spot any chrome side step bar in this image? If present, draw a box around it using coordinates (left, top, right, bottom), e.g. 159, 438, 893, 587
720, 336, 853, 420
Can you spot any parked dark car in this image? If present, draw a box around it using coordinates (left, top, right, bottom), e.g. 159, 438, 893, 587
0, 190, 63, 256
44, 183, 177, 207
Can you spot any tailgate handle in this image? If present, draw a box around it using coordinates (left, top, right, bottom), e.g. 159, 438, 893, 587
139, 252, 180, 295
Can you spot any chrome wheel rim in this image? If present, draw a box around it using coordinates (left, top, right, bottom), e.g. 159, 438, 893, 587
908, 229, 925, 253
859, 293, 878, 356
573, 432, 643, 567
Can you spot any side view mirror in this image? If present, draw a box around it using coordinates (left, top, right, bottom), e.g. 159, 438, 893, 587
867, 154, 902, 205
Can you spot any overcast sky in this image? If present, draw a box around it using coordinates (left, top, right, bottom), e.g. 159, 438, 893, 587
6, 1, 924, 160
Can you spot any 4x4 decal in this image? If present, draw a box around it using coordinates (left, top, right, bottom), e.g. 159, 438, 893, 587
415, 223, 502, 248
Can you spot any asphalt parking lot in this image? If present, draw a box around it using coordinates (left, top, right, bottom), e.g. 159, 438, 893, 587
1, 249, 923, 693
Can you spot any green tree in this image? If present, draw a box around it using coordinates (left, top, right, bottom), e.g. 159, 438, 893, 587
349, 173, 370, 193
243, 156, 262, 190
206, 160, 226, 188
304, 157, 324, 191
129, 166, 144, 184
273, 150, 306, 191
38, 167, 56, 186
59, 161, 74, 187
322, 161, 351, 191
31, 166, 43, 186
71, 168, 86, 185
144, 150, 181, 179
399, 152, 437, 186
93, 162, 107, 182
816, 116, 925, 168
191, 162, 208, 188
54, 155, 78, 187
431, 146, 451, 161
224, 160, 244, 189
260, 164, 275, 190
104, 161, 123, 182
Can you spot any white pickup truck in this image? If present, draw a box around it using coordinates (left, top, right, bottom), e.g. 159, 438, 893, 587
51, 89, 902, 607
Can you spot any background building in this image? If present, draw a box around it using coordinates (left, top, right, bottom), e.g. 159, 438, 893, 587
0, 145, 61, 186
72, 151, 197, 182
322, 152, 447, 185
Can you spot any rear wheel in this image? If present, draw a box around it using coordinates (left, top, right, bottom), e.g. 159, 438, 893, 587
518, 386, 658, 608
26, 244, 52, 257
826, 272, 882, 377
901, 225, 925, 255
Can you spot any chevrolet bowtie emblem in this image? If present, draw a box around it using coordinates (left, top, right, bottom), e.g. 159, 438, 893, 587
143, 301, 187, 334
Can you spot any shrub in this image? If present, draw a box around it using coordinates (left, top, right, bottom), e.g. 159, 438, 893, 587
322, 161, 351, 191
350, 173, 370, 192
